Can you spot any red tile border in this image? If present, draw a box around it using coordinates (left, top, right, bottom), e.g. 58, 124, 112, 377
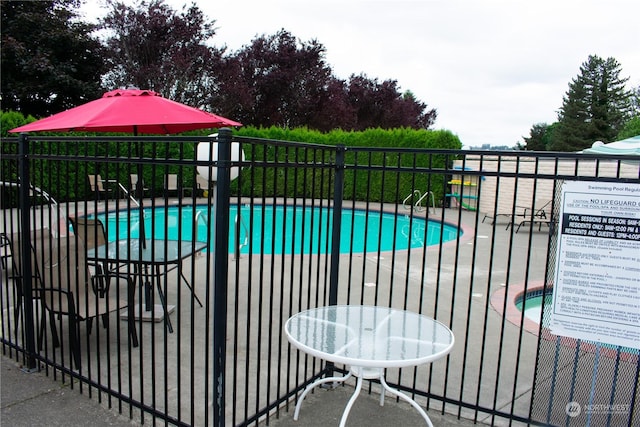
490, 282, 639, 363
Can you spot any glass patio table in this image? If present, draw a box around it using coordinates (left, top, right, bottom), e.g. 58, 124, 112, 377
88, 238, 207, 333
285, 305, 455, 427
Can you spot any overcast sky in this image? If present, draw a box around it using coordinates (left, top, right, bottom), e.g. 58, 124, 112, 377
81, 0, 640, 147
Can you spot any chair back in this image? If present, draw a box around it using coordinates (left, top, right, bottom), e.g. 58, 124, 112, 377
130, 174, 145, 191
196, 174, 209, 192
165, 174, 178, 190
34, 235, 89, 317
69, 217, 107, 250
10, 229, 50, 290
96, 175, 106, 192
39, 235, 129, 321
88, 174, 107, 192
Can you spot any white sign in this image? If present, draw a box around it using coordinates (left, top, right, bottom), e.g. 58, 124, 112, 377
551, 181, 640, 349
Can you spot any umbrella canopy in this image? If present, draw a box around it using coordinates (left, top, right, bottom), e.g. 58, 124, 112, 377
9, 89, 241, 251
581, 135, 640, 155
10, 89, 241, 134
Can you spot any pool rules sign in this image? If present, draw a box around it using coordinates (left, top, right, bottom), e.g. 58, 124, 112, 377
551, 181, 640, 349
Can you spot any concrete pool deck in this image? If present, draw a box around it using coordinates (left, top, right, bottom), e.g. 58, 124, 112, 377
2, 202, 554, 426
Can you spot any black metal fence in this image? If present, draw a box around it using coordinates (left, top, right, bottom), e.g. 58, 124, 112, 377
1, 130, 638, 426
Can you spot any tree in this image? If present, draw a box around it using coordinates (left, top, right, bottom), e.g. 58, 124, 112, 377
617, 116, 640, 139
523, 122, 559, 151
212, 29, 335, 128
100, 0, 223, 108
550, 55, 632, 151
213, 30, 436, 131
1, 0, 106, 117
346, 75, 436, 131
523, 123, 550, 151
616, 85, 640, 139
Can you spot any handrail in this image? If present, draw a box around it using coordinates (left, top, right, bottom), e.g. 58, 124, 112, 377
416, 191, 436, 214
403, 190, 435, 214
195, 209, 205, 226
402, 190, 420, 209
193, 209, 249, 259
0, 180, 58, 205
234, 213, 249, 260
118, 183, 140, 207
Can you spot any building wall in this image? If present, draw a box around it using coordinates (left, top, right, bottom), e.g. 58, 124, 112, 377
454, 156, 640, 216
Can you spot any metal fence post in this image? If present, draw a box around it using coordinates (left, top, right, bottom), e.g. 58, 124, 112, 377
18, 133, 37, 370
212, 128, 232, 426
328, 145, 345, 306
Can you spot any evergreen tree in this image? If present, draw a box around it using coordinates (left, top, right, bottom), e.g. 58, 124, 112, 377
550, 55, 631, 151
523, 123, 551, 151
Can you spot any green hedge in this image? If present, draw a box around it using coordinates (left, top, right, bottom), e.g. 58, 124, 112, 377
233, 126, 461, 204
2, 110, 461, 204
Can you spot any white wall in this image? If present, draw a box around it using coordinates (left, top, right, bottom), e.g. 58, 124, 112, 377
454, 156, 640, 216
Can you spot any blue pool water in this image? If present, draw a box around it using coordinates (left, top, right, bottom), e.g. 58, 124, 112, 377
96, 205, 461, 255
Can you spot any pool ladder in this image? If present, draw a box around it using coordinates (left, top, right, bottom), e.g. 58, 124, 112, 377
194, 210, 249, 259
403, 190, 435, 214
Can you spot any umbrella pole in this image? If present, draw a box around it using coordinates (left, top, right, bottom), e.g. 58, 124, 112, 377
134, 126, 147, 249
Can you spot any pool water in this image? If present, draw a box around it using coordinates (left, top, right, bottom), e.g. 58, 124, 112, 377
516, 293, 548, 324
96, 205, 461, 255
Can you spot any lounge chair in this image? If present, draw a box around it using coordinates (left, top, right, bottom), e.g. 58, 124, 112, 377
482, 206, 528, 229
34, 235, 138, 369
87, 174, 113, 200
512, 200, 553, 232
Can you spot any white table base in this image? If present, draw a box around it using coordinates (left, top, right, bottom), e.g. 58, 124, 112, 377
294, 366, 433, 427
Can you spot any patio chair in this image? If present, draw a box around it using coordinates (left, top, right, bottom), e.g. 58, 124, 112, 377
7, 229, 50, 339
34, 235, 138, 369
129, 174, 149, 198
87, 174, 113, 200
164, 174, 185, 198
68, 217, 113, 297
0, 232, 12, 269
196, 174, 209, 197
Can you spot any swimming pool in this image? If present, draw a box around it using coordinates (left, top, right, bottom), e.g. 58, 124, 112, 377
96, 205, 461, 255
515, 291, 550, 325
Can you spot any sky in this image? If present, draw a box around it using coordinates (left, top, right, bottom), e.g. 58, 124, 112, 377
80, 0, 640, 148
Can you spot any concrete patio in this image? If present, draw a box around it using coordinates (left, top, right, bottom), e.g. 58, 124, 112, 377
2, 202, 554, 426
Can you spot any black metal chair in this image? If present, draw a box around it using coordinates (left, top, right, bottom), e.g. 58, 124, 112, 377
34, 235, 138, 369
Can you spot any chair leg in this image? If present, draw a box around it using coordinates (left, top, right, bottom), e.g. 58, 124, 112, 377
13, 286, 23, 337
37, 308, 47, 351
69, 318, 81, 370
48, 311, 60, 348
128, 281, 138, 347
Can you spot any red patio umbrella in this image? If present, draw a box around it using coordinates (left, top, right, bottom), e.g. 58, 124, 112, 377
10, 88, 241, 134
10, 89, 241, 249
